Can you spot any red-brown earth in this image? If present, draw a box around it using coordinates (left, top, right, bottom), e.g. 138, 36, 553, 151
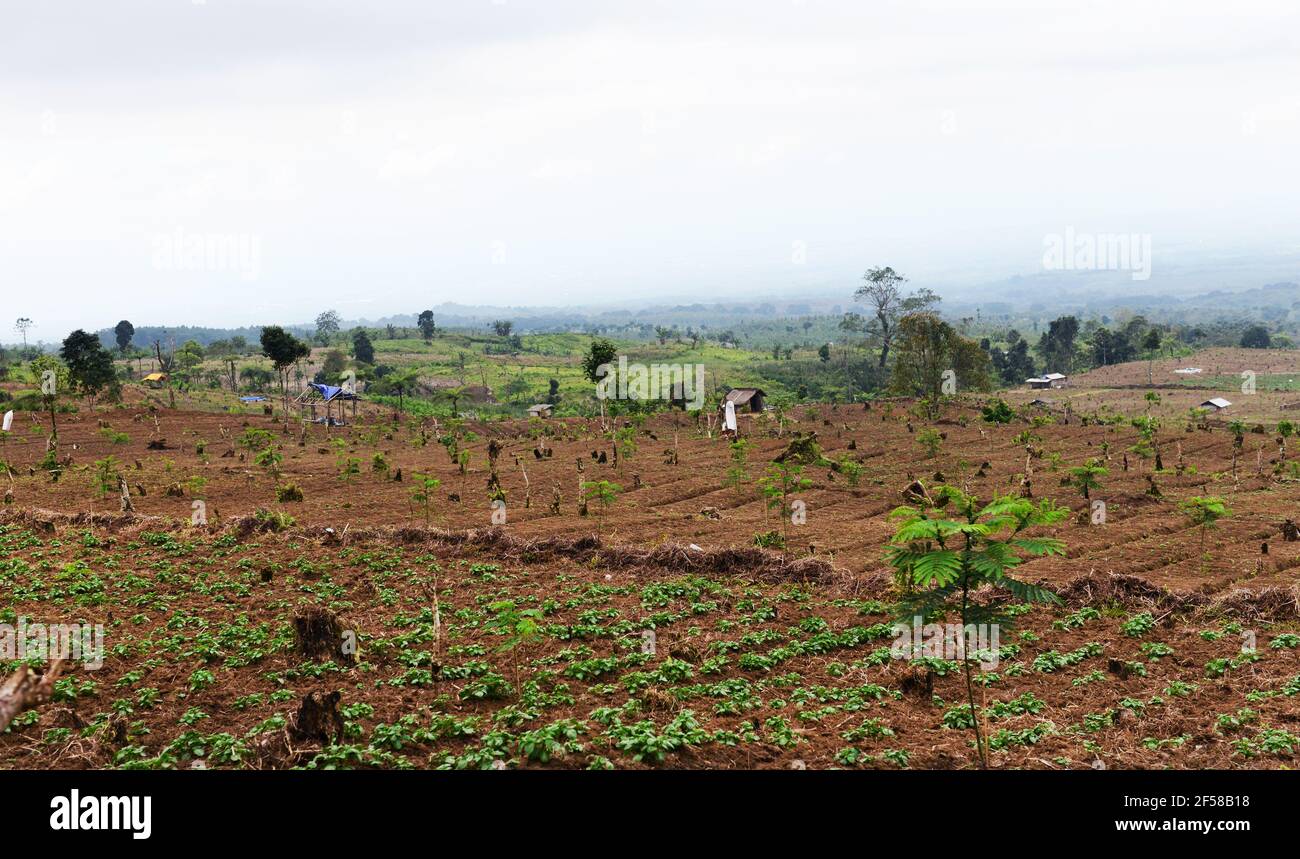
1, 397, 1297, 769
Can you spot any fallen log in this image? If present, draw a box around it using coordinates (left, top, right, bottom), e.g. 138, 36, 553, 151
0, 660, 66, 733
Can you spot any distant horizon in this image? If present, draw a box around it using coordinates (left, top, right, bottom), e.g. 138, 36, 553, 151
5, 253, 1298, 349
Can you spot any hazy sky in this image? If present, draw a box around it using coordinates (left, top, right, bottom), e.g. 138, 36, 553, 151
2, 0, 1298, 342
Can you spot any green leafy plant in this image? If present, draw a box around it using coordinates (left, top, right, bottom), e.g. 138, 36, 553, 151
724, 439, 751, 491
253, 445, 282, 476
99, 427, 130, 445
885, 486, 1067, 767
580, 480, 621, 532
916, 428, 943, 458
981, 399, 1015, 425
1067, 458, 1108, 500
1120, 612, 1156, 638
837, 458, 863, 486
1179, 496, 1230, 569
410, 473, 442, 527
239, 428, 274, 456
93, 455, 121, 495
252, 508, 295, 532
484, 600, 545, 696
752, 529, 786, 550
756, 462, 811, 548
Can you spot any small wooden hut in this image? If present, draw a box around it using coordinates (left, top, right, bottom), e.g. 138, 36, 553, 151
297, 382, 360, 427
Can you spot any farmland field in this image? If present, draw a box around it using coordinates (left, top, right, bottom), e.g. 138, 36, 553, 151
1002, 348, 1300, 424
3, 387, 1299, 771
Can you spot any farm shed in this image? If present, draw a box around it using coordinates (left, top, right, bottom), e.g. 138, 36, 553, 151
297, 382, 360, 426
1026, 373, 1068, 390
141, 372, 168, 389
527, 404, 554, 418
722, 388, 766, 412
1201, 397, 1232, 412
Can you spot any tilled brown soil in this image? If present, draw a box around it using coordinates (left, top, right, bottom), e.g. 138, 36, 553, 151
4, 398, 1299, 590
1, 399, 1298, 769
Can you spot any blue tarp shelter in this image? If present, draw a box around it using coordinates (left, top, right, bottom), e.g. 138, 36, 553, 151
308, 382, 359, 402
298, 381, 361, 427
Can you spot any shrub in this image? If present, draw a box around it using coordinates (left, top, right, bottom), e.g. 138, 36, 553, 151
981, 399, 1015, 424
916, 428, 943, 458
253, 508, 295, 532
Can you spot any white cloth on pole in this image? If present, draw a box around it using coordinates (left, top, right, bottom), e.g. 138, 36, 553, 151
724, 401, 737, 432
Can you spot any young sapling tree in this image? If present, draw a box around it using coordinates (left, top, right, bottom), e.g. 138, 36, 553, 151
885, 486, 1067, 767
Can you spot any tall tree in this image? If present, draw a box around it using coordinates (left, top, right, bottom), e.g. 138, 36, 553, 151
260, 325, 311, 423
416, 310, 436, 341
1035, 315, 1079, 373
314, 309, 341, 345
113, 320, 135, 354
218, 345, 239, 391
1241, 325, 1271, 349
153, 339, 175, 374
174, 340, 205, 378
888, 313, 991, 405
14, 318, 33, 351
581, 338, 618, 384
1088, 326, 1135, 367
1141, 328, 1162, 353
60, 329, 119, 403
352, 328, 375, 364
853, 268, 939, 369
990, 333, 1036, 385
321, 349, 347, 379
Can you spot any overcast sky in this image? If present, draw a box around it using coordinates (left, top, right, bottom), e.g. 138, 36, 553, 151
2, 0, 1298, 342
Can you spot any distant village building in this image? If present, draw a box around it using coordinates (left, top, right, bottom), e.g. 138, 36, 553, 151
141, 372, 168, 389
722, 388, 766, 412
527, 404, 554, 418
1201, 397, 1232, 412
1026, 373, 1068, 390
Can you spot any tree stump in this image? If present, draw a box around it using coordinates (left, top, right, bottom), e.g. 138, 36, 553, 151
287, 691, 344, 745
293, 606, 352, 664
